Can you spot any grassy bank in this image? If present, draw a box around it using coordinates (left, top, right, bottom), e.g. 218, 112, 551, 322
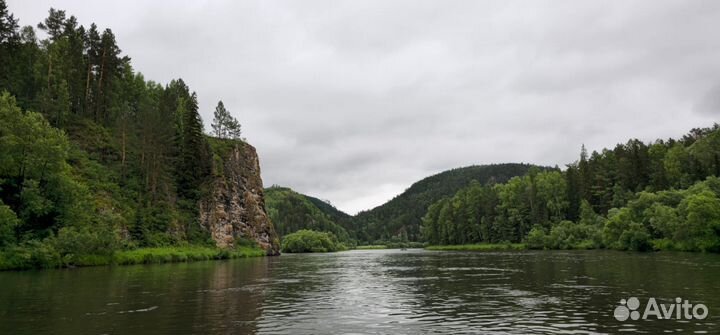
281, 229, 348, 253
355, 245, 389, 250
0, 246, 266, 271
426, 243, 527, 251
355, 242, 426, 250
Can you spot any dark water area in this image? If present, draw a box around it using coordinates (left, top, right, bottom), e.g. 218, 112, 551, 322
1, 249, 718, 334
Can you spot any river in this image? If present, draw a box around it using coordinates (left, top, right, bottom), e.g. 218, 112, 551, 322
0, 249, 718, 334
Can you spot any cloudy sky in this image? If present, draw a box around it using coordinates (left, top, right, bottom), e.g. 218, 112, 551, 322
8, 0, 720, 214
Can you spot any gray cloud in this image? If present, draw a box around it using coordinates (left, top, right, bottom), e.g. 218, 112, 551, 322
8, 0, 720, 213
696, 84, 720, 116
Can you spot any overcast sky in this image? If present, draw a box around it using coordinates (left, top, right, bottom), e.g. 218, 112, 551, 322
8, 0, 720, 214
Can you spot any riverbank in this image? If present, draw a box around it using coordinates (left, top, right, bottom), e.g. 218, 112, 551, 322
355, 245, 389, 250
0, 246, 266, 271
426, 243, 527, 251
355, 242, 426, 250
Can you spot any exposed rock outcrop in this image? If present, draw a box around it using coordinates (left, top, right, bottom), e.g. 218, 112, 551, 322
199, 142, 280, 255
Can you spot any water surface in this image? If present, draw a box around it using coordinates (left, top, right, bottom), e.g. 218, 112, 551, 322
1, 249, 718, 334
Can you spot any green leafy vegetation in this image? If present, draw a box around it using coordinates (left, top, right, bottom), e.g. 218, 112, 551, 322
423, 126, 720, 253
354, 242, 426, 249
280, 230, 347, 253
265, 186, 354, 247
113, 246, 264, 265
303, 193, 355, 233
354, 245, 389, 250
0, 245, 264, 270
211, 101, 241, 140
354, 164, 544, 243
426, 243, 526, 251
0, 2, 261, 270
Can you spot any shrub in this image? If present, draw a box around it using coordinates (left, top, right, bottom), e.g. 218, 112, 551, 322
547, 221, 602, 250
618, 223, 652, 251
525, 226, 547, 249
0, 202, 19, 248
281, 229, 345, 253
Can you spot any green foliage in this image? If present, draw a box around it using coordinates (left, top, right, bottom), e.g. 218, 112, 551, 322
526, 221, 602, 250
525, 226, 547, 249
422, 170, 566, 245
423, 125, 720, 253
0, 3, 270, 271
49, 226, 119, 266
0, 201, 19, 247
679, 190, 720, 252
546, 221, 602, 250
0, 245, 264, 270
304, 193, 355, 233
354, 245, 389, 250
425, 243, 526, 251
113, 246, 264, 265
211, 100, 241, 140
356, 164, 542, 243
265, 186, 353, 245
0, 91, 96, 240
177, 92, 212, 201
618, 222, 652, 251
281, 229, 346, 253
365, 241, 425, 249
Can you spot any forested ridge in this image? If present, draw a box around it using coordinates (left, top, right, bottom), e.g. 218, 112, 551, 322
265, 186, 353, 247
267, 124, 720, 252
352, 164, 544, 243
0, 2, 252, 269
2, 1, 718, 261
267, 164, 545, 246
422, 126, 720, 252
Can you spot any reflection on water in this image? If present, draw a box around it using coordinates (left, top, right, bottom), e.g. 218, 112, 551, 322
0, 250, 719, 334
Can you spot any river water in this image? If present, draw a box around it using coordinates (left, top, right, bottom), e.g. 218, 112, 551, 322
0, 249, 718, 334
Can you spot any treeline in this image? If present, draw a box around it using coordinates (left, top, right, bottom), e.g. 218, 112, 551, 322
265, 165, 548, 247
0, 2, 245, 267
422, 125, 720, 252
353, 163, 542, 243
265, 186, 354, 247
281, 229, 347, 253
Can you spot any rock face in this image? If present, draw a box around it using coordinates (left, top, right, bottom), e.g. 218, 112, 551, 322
199, 142, 280, 255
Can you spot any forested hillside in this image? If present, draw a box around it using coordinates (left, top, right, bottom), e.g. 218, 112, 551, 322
353, 164, 545, 243
304, 194, 354, 232
265, 186, 353, 246
3, 1, 717, 260
423, 126, 720, 252
0, 2, 266, 268
268, 165, 544, 245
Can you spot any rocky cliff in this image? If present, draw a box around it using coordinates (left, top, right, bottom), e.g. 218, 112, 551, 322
199, 142, 280, 255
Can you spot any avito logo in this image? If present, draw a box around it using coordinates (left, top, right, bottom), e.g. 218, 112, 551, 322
614, 297, 709, 321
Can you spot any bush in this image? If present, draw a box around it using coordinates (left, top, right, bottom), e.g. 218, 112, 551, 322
281, 229, 345, 253
49, 226, 119, 267
525, 221, 602, 250
371, 241, 425, 249
546, 221, 602, 250
0, 202, 19, 248
0, 241, 62, 270
618, 223, 652, 251
526, 226, 547, 249
426, 243, 526, 251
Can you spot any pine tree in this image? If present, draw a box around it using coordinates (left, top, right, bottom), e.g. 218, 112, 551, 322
177, 92, 211, 200
211, 100, 229, 138
211, 100, 241, 139
0, 0, 19, 44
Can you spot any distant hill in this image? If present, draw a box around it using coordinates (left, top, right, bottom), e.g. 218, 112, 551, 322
267, 163, 547, 244
353, 163, 547, 242
303, 195, 355, 232
264, 186, 352, 243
